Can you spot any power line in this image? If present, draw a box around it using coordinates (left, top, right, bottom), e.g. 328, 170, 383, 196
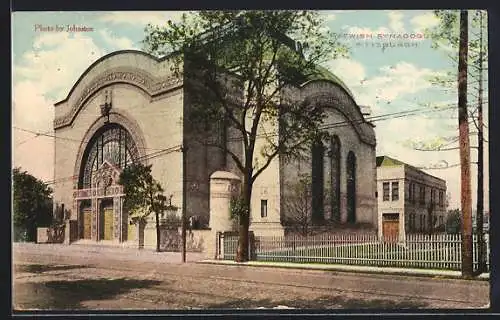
224, 104, 457, 142
43, 144, 183, 185
13, 126, 176, 152
25, 104, 457, 186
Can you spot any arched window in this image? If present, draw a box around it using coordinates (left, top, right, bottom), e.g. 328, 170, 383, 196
330, 136, 341, 222
346, 151, 356, 224
311, 138, 324, 223
79, 123, 139, 189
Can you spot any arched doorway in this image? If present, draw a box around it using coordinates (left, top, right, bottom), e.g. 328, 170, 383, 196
75, 123, 139, 242
346, 151, 356, 224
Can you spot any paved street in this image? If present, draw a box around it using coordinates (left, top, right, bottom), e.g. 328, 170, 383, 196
13, 243, 489, 310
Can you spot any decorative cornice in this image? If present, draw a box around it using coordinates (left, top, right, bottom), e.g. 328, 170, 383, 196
54, 67, 182, 129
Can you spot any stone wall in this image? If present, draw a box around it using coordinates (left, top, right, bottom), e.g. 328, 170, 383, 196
141, 223, 211, 252
280, 104, 377, 228
37, 225, 65, 244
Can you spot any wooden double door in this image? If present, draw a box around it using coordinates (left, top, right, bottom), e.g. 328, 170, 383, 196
382, 213, 400, 242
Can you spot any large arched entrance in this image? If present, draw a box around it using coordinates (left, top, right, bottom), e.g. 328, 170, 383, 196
74, 123, 139, 242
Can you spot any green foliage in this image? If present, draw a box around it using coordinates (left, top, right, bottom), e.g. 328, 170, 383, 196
13, 167, 53, 242
143, 11, 349, 181
162, 212, 182, 229
118, 163, 168, 225
283, 174, 313, 236
446, 209, 461, 234
143, 11, 348, 260
230, 196, 249, 218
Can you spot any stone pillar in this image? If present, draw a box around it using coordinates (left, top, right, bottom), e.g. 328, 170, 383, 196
120, 197, 127, 242
324, 147, 331, 221
207, 171, 241, 259
137, 220, 146, 249
64, 219, 71, 245
113, 196, 121, 241
91, 198, 98, 241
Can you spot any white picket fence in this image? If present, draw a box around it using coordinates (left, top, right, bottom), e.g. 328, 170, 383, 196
220, 233, 490, 271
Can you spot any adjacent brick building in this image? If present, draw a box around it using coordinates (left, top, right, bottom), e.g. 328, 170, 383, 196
376, 156, 447, 240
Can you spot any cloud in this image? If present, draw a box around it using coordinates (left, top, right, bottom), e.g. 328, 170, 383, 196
98, 11, 188, 26
12, 82, 55, 182
364, 62, 444, 103
14, 32, 104, 98
410, 12, 440, 33
13, 32, 105, 181
99, 29, 138, 50
343, 11, 427, 42
323, 60, 444, 114
344, 25, 390, 35
323, 58, 366, 90
388, 11, 405, 32
321, 13, 337, 22
374, 114, 463, 208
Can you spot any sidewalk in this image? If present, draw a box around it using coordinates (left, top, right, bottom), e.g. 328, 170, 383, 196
199, 259, 490, 281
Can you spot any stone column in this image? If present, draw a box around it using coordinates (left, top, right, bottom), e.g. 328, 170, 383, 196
91, 198, 98, 241
120, 197, 127, 243
324, 146, 331, 221
207, 171, 241, 259
113, 196, 121, 241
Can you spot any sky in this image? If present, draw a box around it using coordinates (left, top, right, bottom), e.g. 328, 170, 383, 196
11, 10, 489, 211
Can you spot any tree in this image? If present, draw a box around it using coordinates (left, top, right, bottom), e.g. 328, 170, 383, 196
13, 167, 53, 242
283, 175, 313, 237
118, 163, 168, 252
446, 209, 461, 234
143, 11, 347, 262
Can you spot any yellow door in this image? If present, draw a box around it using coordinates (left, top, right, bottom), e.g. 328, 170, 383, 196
83, 210, 92, 239
127, 223, 136, 242
103, 207, 114, 240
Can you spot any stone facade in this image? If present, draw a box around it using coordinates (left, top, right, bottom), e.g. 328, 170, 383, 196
53, 49, 379, 248
277, 81, 378, 232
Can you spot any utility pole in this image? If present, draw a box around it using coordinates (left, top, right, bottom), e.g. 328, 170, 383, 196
181, 145, 187, 263
476, 10, 486, 274
458, 10, 473, 278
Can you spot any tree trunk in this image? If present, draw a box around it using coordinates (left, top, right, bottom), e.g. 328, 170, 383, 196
458, 9, 473, 278
155, 211, 161, 252
236, 174, 252, 262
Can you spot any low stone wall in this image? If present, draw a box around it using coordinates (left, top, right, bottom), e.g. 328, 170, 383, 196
37, 225, 65, 244
142, 224, 211, 252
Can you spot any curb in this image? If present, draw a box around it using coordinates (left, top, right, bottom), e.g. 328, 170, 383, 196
198, 260, 490, 282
